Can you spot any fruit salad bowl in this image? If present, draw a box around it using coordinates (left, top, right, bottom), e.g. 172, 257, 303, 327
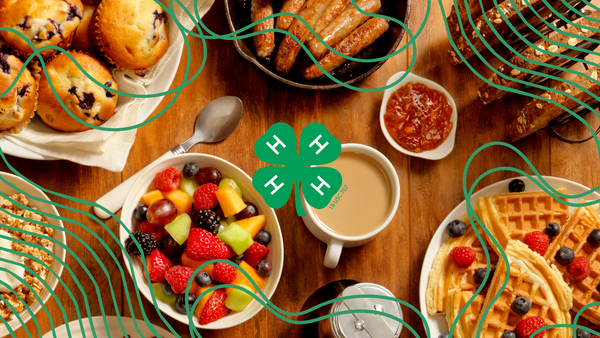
120, 153, 283, 329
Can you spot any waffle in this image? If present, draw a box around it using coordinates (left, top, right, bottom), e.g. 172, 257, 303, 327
477, 189, 570, 255
426, 215, 498, 316
473, 240, 572, 338
446, 289, 485, 338
545, 204, 600, 324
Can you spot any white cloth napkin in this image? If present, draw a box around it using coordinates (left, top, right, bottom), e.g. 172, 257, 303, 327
4, 0, 215, 172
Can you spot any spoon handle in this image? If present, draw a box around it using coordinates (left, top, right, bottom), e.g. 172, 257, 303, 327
93, 151, 177, 219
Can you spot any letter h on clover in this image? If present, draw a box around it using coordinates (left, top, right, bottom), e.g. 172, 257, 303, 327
253, 123, 343, 216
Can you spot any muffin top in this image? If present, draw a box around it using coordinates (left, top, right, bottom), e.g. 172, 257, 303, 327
92, 0, 169, 74
0, 51, 36, 131
0, 0, 84, 57
38, 51, 118, 132
71, 4, 95, 53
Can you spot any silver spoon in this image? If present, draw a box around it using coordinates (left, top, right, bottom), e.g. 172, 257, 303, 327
93, 96, 244, 219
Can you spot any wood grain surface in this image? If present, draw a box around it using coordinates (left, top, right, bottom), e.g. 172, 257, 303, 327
4, 0, 600, 337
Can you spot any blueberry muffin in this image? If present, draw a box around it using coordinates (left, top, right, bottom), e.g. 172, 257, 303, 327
0, 50, 37, 134
89, 0, 169, 76
0, 0, 84, 59
71, 4, 95, 53
37, 51, 118, 132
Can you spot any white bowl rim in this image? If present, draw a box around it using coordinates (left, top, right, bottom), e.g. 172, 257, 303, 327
379, 71, 458, 160
120, 153, 284, 330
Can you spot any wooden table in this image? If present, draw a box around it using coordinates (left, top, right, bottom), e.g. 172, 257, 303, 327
6, 1, 600, 337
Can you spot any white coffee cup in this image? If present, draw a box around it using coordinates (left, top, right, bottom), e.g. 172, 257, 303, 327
300, 143, 401, 269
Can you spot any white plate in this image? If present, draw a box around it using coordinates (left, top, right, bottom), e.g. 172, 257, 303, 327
41, 316, 176, 338
0, 43, 184, 161
418, 176, 600, 337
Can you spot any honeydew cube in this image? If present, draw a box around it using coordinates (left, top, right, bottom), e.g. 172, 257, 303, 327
219, 178, 242, 198
152, 283, 177, 307
217, 222, 253, 255
142, 190, 164, 206
164, 213, 192, 245
235, 215, 266, 239
179, 175, 199, 197
224, 284, 255, 312
215, 186, 246, 218
163, 189, 193, 215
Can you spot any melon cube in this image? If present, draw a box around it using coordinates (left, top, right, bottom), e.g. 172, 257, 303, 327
181, 252, 215, 278
225, 284, 255, 312
180, 175, 199, 197
163, 189, 193, 215
164, 213, 192, 245
215, 186, 246, 218
217, 222, 253, 255
142, 190, 164, 206
235, 215, 266, 239
232, 261, 267, 292
152, 283, 177, 307
194, 285, 216, 319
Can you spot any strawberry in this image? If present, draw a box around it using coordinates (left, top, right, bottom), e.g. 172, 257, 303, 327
569, 256, 591, 281
524, 231, 550, 256
165, 265, 194, 294
186, 228, 233, 261
145, 249, 173, 283
193, 183, 219, 210
450, 246, 476, 268
515, 316, 546, 338
136, 221, 155, 236
213, 262, 237, 284
199, 289, 231, 325
243, 242, 269, 268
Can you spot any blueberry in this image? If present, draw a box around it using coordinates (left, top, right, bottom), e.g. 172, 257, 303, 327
446, 220, 467, 238
509, 179, 526, 193
555, 247, 575, 265
544, 222, 560, 238
588, 229, 600, 248
577, 329, 592, 338
511, 297, 531, 315
175, 293, 196, 314
474, 268, 494, 284
195, 272, 212, 287
438, 334, 448, 338
230, 254, 244, 265
182, 162, 199, 179
162, 282, 174, 295
257, 260, 272, 277
133, 204, 148, 222
255, 231, 271, 245
502, 331, 517, 338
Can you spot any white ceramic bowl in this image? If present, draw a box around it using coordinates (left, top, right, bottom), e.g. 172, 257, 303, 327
120, 153, 284, 329
379, 71, 458, 160
0, 171, 66, 337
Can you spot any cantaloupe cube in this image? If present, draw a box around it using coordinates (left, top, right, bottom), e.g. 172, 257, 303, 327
163, 189, 193, 215
181, 252, 215, 278
235, 215, 267, 239
142, 190, 164, 206
215, 186, 246, 218
194, 285, 215, 319
231, 261, 266, 293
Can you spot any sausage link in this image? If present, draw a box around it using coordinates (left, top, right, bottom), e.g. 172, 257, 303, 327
251, 0, 275, 58
276, 0, 306, 31
306, 0, 381, 60
305, 0, 351, 43
300, 17, 389, 80
275, 0, 334, 73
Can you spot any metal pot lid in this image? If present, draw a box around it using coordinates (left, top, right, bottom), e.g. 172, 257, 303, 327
330, 283, 403, 338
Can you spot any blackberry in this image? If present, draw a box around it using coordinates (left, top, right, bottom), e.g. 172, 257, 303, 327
126, 231, 157, 257
192, 209, 221, 235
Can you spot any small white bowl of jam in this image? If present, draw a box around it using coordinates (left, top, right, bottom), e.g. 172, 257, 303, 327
380, 71, 458, 160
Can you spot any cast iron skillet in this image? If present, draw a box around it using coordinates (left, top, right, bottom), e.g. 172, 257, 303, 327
224, 0, 411, 90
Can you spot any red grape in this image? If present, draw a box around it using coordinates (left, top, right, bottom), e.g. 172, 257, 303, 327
146, 199, 177, 226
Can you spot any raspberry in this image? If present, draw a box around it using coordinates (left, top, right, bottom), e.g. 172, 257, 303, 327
165, 265, 194, 294
193, 183, 219, 210
515, 316, 546, 338
569, 256, 591, 282
243, 242, 269, 268
450, 246, 476, 268
524, 231, 550, 256
213, 262, 237, 284
154, 167, 181, 192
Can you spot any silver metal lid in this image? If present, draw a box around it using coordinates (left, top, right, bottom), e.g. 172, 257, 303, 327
329, 283, 403, 338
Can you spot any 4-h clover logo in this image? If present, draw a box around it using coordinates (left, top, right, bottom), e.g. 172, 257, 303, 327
253, 123, 343, 217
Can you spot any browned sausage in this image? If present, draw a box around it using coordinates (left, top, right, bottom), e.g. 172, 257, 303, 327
275, 0, 335, 73
251, 0, 275, 58
300, 17, 389, 80
306, 0, 381, 60
305, 0, 351, 43
276, 0, 306, 31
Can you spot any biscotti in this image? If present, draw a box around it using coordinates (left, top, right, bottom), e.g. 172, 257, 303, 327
446, 0, 496, 42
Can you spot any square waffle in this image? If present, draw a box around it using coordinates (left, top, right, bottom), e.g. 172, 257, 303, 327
545, 204, 600, 324
445, 289, 485, 338
473, 240, 572, 338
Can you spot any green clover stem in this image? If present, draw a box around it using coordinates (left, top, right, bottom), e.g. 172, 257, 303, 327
295, 180, 306, 217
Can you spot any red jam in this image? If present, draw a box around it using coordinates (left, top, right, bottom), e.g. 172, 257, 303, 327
384, 82, 453, 153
